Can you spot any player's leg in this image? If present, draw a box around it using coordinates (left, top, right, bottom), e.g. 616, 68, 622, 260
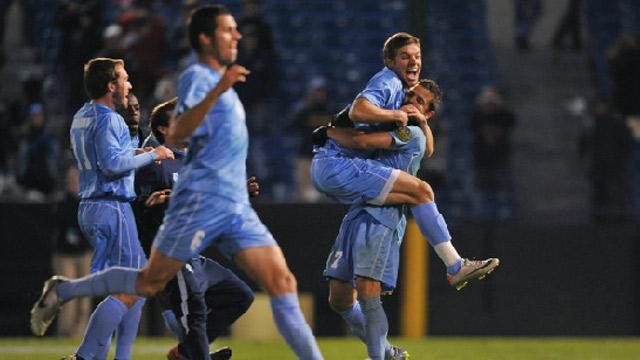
201, 258, 254, 342
355, 277, 388, 360
214, 201, 321, 360
168, 264, 210, 360
114, 296, 145, 360
234, 245, 322, 359
382, 172, 500, 287
324, 217, 367, 342
75, 201, 145, 360
30, 247, 184, 337
328, 279, 366, 341
350, 215, 404, 360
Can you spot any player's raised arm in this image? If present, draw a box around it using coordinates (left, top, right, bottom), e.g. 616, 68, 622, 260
166, 64, 250, 147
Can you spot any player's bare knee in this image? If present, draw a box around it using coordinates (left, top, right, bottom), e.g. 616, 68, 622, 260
416, 181, 434, 203
264, 269, 297, 296
355, 277, 381, 300
136, 269, 171, 297
328, 294, 354, 313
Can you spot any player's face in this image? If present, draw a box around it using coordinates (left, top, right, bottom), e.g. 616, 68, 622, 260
404, 84, 434, 115
211, 14, 242, 65
112, 64, 132, 109
124, 94, 140, 134
386, 43, 421, 87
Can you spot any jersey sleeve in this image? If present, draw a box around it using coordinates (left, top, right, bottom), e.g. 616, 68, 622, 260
356, 70, 404, 109
176, 70, 213, 116
94, 113, 156, 178
389, 126, 425, 150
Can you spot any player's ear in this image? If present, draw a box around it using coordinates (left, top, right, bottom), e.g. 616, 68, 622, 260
107, 81, 117, 93
199, 32, 212, 49
425, 110, 435, 121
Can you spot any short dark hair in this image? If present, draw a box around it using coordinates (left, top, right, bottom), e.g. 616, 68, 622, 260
188, 4, 231, 52
150, 97, 178, 145
382, 32, 421, 61
83, 58, 123, 100
417, 79, 442, 114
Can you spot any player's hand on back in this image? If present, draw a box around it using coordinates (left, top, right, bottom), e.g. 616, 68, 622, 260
218, 64, 251, 93
153, 145, 175, 161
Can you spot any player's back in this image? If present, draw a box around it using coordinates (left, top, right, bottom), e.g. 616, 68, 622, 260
70, 102, 135, 200
174, 63, 249, 204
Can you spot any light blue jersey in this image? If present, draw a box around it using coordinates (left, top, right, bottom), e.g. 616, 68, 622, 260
324, 126, 426, 291
174, 63, 249, 204
154, 63, 276, 261
70, 103, 156, 200
311, 67, 406, 204
314, 67, 404, 160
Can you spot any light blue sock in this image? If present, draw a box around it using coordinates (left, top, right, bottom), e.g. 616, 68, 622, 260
115, 298, 145, 360
94, 335, 112, 360
338, 302, 366, 341
339, 302, 393, 356
57, 267, 139, 302
410, 201, 452, 246
162, 309, 185, 342
360, 297, 388, 360
77, 296, 127, 359
270, 293, 323, 360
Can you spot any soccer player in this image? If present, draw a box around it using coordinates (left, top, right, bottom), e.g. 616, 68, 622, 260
135, 98, 255, 360
31, 5, 323, 359
311, 33, 499, 290
117, 92, 146, 148
45, 57, 174, 360
322, 79, 438, 360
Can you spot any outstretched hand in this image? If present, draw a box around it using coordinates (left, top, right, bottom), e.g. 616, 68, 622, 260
145, 189, 172, 207
218, 64, 251, 93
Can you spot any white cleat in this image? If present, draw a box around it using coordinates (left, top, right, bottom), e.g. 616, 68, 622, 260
30, 276, 68, 336
447, 258, 500, 291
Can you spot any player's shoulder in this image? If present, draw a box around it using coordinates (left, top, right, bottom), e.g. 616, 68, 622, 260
180, 63, 218, 84
369, 67, 403, 89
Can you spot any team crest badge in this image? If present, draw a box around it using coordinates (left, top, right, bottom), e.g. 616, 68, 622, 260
397, 126, 411, 142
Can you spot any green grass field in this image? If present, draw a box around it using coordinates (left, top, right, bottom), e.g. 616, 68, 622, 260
2, 337, 640, 359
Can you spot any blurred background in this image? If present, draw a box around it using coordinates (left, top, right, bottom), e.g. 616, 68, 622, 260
1, 0, 640, 339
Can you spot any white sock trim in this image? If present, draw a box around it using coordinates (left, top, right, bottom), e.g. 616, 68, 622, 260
433, 241, 461, 267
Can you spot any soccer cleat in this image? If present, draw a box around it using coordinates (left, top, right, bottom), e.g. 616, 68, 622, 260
210, 346, 232, 360
167, 346, 188, 360
60, 355, 86, 360
387, 345, 409, 360
30, 276, 68, 336
447, 258, 500, 291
